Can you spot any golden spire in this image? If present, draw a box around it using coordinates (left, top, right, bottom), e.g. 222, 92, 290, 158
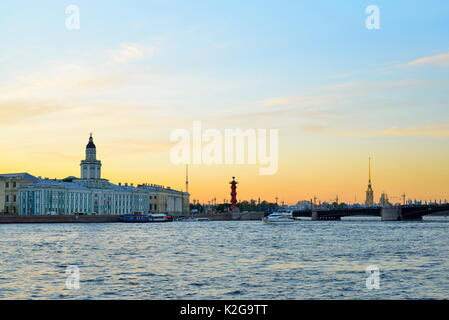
365, 157, 374, 206
368, 157, 371, 183
185, 164, 189, 194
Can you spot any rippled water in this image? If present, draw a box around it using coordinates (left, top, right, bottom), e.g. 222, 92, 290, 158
0, 217, 448, 299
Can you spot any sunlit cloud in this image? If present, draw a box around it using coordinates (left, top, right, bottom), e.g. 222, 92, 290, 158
0, 64, 143, 103
112, 43, 159, 64
0, 101, 64, 124
112, 139, 174, 154
299, 125, 326, 133
0, 42, 162, 105
408, 50, 449, 66
298, 124, 449, 139
380, 124, 449, 138
262, 95, 344, 107
262, 79, 433, 109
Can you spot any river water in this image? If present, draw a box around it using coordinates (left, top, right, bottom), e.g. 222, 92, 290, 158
0, 217, 448, 299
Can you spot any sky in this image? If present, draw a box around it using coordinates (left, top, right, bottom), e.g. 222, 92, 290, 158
1, 0, 449, 204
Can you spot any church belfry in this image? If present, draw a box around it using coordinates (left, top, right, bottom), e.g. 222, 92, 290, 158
80, 134, 102, 180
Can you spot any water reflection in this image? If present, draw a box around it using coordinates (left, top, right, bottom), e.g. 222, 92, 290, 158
0, 217, 448, 299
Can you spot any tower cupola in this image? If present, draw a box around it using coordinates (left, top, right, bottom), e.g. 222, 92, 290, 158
80, 133, 102, 179
86, 133, 96, 149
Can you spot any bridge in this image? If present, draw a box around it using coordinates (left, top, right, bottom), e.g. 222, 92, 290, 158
293, 204, 449, 221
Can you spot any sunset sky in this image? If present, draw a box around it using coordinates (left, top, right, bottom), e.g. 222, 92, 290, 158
1, 0, 449, 204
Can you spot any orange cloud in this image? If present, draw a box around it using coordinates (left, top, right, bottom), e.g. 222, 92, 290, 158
0, 101, 64, 124
380, 125, 449, 138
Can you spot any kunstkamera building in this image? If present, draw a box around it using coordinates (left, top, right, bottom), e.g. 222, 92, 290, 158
0, 135, 189, 216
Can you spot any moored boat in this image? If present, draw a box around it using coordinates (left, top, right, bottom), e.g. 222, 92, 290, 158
120, 212, 172, 223
177, 217, 210, 222
262, 210, 295, 224
120, 213, 151, 222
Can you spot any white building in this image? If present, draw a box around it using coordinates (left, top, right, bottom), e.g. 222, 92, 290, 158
1, 135, 189, 216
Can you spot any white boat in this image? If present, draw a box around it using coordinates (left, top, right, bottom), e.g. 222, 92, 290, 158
178, 217, 210, 222
262, 210, 295, 224
149, 214, 169, 222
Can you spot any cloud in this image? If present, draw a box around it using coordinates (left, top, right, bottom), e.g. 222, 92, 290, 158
379, 125, 449, 138
0, 43, 161, 103
0, 63, 142, 103
112, 43, 159, 63
296, 124, 449, 138
299, 125, 326, 133
408, 51, 449, 66
297, 126, 374, 137
0, 101, 63, 124
262, 94, 350, 108
261, 79, 431, 109
112, 139, 174, 154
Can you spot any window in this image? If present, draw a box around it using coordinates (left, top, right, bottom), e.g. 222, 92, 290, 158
13, 195, 16, 202
5, 195, 9, 202
13, 182, 16, 188
5, 182, 9, 188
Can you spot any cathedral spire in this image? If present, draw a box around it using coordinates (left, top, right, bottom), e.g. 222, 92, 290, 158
368, 157, 371, 184
365, 157, 374, 206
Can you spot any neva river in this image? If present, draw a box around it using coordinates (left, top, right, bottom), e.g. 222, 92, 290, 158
0, 218, 448, 300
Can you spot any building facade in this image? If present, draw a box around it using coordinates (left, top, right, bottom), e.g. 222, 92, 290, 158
0, 173, 39, 214
1, 135, 189, 216
138, 184, 188, 214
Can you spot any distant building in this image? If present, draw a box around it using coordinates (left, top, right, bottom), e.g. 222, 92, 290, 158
365, 157, 374, 206
0, 173, 39, 214
379, 193, 391, 207
0, 135, 189, 216
296, 200, 312, 210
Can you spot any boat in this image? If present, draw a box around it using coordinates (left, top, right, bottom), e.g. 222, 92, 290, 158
177, 217, 210, 222
149, 213, 170, 222
262, 210, 295, 224
120, 213, 151, 222
120, 212, 172, 223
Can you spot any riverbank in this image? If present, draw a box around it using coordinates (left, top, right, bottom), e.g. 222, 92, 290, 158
192, 211, 265, 221
0, 212, 265, 224
0, 215, 121, 224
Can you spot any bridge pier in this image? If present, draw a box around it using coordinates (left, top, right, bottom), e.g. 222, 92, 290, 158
381, 207, 402, 221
